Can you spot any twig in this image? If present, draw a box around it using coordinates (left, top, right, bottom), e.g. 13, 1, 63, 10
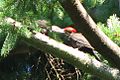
45, 62, 52, 80
75, 68, 81, 80
45, 54, 61, 80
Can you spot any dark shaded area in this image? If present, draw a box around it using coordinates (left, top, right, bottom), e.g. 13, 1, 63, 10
0, 47, 83, 80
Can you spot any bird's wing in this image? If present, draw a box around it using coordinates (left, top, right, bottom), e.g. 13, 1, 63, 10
69, 33, 94, 49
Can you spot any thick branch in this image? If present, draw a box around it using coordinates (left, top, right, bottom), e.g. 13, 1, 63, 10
4, 17, 120, 80
59, 0, 120, 69
24, 32, 120, 80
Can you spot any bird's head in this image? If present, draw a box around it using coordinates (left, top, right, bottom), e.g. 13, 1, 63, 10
63, 26, 77, 33
51, 25, 77, 34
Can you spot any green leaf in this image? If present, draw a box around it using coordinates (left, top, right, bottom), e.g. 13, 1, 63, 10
1, 31, 18, 57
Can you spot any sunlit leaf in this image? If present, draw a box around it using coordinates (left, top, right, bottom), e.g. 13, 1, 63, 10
0, 30, 18, 57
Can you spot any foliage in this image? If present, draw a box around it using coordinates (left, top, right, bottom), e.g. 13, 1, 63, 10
0, 19, 32, 57
83, 0, 106, 9
0, 0, 74, 27
0, 0, 120, 80
0, 30, 18, 56
84, 0, 119, 22
0, 21, 17, 57
98, 14, 120, 46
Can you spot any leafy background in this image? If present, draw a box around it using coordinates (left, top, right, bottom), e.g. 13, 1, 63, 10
0, 0, 120, 80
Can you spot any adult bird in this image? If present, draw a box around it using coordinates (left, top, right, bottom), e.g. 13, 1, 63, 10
36, 21, 101, 61
63, 26, 101, 61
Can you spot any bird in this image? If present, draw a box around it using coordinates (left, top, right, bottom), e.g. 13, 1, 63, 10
62, 26, 101, 61
36, 20, 101, 60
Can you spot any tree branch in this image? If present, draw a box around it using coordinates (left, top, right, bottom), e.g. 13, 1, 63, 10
59, 0, 120, 69
4, 17, 120, 80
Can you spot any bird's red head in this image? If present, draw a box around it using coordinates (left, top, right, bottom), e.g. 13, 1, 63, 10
63, 26, 77, 33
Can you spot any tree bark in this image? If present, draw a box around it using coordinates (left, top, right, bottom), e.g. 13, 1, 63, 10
4, 17, 120, 80
59, 0, 120, 69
